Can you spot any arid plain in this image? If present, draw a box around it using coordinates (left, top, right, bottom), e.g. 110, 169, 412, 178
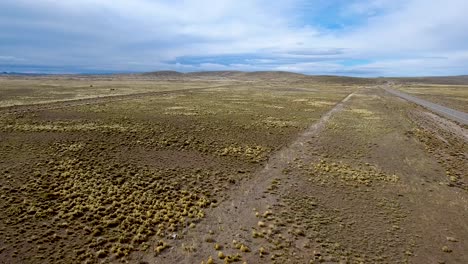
0, 72, 466, 264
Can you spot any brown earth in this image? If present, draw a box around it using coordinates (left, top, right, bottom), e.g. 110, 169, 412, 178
137, 87, 467, 264
0, 75, 467, 264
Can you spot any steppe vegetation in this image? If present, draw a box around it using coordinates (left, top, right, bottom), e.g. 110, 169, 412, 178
0, 73, 353, 263
0, 76, 209, 107
396, 84, 468, 112
0, 73, 466, 264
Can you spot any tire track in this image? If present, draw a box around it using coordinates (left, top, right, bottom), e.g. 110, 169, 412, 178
0, 86, 219, 114
382, 85, 468, 125
150, 91, 356, 264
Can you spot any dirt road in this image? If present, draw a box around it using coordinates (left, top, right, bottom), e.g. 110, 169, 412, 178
137, 92, 357, 264
383, 86, 468, 125
0, 86, 218, 114
135, 87, 467, 264
1, 81, 466, 264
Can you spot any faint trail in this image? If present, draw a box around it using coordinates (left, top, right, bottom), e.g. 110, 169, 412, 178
382, 85, 468, 125
0, 86, 219, 114
263, 91, 354, 169
224, 90, 355, 204
156, 91, 356, 264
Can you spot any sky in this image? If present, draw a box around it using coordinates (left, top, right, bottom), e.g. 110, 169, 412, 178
0, 0, 468, 76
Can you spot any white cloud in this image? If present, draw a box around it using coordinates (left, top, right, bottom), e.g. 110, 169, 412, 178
0, 55, 21, 61
342, 0, 404, 16
0, 0, 467, 76
346, 0, 468, 53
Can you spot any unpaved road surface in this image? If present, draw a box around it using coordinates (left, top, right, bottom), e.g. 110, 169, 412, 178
0, 86, 217, 114
1, 80, 467, 264
383, 86, 468, 125
139, 92, 356, 264
136, 88, 468, 264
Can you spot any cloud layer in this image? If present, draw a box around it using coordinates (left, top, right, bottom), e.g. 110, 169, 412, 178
1, 0, 467, 76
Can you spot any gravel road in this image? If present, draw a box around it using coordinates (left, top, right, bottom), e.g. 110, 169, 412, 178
383, 86, 468, 125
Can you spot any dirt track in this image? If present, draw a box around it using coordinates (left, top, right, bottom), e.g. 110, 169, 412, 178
383, 85, 468, 125
1, 80, 467, 264
141, 92, 356, 264
0, 86, 216, 114
135, 87, 468, 264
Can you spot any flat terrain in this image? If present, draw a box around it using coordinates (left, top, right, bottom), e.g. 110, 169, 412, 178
394, 83, 468, 113
384, 86, 468, 125
0, 75, 229, 107
0, 73, 467, 264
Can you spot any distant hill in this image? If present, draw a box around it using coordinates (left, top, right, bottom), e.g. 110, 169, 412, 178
140, 70, 375, 84
185, 71, 245, 79
0, 72, 48, 76
141, 71, 184, 78
3, 70, 467, 85
303, 75, 377, 85
188, 71, 308, 80
140, 70, 308, 81
388, 75, 468, 85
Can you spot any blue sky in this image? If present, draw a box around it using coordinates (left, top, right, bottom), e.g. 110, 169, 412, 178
1, 0, 467, 76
